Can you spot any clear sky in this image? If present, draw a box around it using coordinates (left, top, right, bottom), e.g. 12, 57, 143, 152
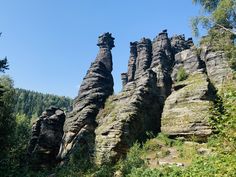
0, 0, 203, 98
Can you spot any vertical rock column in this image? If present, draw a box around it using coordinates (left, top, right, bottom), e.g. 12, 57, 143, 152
121, 73, 128, 88
134, 38, 152, 79
150, 30, 174, 102
127, 42, 138, 82
57, 33, 115, 161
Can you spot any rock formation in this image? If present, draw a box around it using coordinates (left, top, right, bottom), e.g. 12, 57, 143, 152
57, 33, 114, 161
27, 106, 65, 168
94, 30, 197, 164
200, 46, 234, 90
161, 71, 216, 141
95, 69, 161, 164
27, 30, 235, 168
127, 42, 138, 82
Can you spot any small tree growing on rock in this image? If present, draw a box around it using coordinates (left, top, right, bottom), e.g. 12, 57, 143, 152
176, 67, 188, 82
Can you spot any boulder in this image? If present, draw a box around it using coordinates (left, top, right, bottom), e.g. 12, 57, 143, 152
27, 106, 65, 168
161, 71, 215, 141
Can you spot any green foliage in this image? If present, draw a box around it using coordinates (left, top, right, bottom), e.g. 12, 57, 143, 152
176, 67, 188, 82
14, 88, 72, 118
202, 28, 236, 70
193, 0, 220, 12
128, 167, 183, 177
128, 153, 236, 177
0, 114, 32, 177
0, 58, 8, 73
117, 143, 145, 176
55, 153, 115, 177
97, 95, 116, 120
182, 153, 236, 177
210, 82, 236, 152
192, 0, 236, 70
0, 33, 9, 73
0, 76, 16, 158
192, 0, 236, 36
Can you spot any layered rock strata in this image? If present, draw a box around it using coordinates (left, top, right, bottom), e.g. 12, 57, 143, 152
95, 30, 195, 163
161, 71, 215, 141
27, 30, 235, 168
161, 46, 215, 140
95, 69, 161, 164
57, 33, 114, 160
27, 107, 65, 168
201, 46, 234, 90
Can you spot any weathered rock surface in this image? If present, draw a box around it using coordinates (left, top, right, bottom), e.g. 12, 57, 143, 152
134, 38, 153, 79
95, 70, 161, 164
201, 46, 234, 90
57, 33, 114, 161
27, 30, 235, 168
150, 31, 174, 103
127, 42, 138, 82
27, 106, 65, 168
171, 48, 205, 82
161, 71, 215, 140
170, 35, 194, 54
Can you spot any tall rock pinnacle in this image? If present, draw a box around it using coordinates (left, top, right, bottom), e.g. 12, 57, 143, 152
57, 33, 114, 161
96, 32, 115, 72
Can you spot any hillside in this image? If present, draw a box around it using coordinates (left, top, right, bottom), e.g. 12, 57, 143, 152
14, 88, 73, 118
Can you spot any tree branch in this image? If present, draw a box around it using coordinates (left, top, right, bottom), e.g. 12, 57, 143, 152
215, 23, 236, 35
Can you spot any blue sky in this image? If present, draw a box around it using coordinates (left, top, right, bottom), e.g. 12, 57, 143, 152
0, 0, 203, 98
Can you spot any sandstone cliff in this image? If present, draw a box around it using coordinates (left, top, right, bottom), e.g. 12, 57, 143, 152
27, 30, 234, 167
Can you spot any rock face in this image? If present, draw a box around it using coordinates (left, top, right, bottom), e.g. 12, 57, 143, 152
27, 107, 65, 168
171, 48, 205, 82
201, 46, 234, 90
171, 35, 194, 54
57, 33, 114, 161
94, 30, 198, 164
95, 70, 161, 164
161, 71, 215, 140
27, 30, 235, 168
161, 46, 213, 140
150, 31, 174, 103
127, 42, 138, 82
134, 38, 152, 79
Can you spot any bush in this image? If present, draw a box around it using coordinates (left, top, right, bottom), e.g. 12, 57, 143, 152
117, 143, 145, 176
176, 67, 188, 82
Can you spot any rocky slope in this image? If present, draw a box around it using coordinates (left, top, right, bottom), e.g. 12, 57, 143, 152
27, 30, 234, 167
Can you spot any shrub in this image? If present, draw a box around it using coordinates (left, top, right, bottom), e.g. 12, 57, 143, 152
117, 143, 145, 176
176, 67, 188, 82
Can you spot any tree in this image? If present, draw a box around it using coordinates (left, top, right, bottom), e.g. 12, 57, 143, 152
0, 32, 9, 72
192, 0, 236, 70
0, 76, 16, 158
0, 58, 8, 73
192, 0, 236, 36
14, 88, 72, 118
